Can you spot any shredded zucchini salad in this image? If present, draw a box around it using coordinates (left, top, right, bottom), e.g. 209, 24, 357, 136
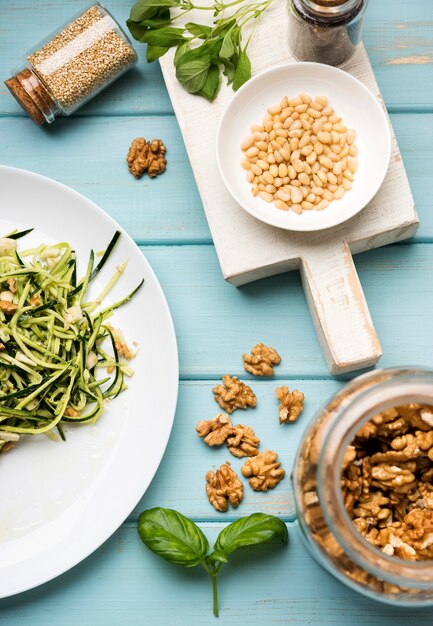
0, 228, 143, 453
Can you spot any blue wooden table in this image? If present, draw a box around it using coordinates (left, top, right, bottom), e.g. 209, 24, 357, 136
1, 1, 433, 623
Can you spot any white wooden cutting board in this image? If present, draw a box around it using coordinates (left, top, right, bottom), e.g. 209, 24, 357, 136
159, 0, 418, 375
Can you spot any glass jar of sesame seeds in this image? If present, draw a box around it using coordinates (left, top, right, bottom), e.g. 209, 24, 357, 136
4, 3, 137, 125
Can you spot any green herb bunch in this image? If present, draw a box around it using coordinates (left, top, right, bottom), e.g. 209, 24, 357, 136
127, 0, 273, 101
138, 507, 288, 616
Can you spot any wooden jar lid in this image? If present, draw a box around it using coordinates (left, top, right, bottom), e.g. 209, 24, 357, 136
4, 69, 56, 125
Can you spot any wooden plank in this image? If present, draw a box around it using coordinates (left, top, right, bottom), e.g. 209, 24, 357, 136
2, 521, 433, 625
0, 116, 204, 244
0, 114, 431, 243
1, 0, 432, 115
142, 243, 433, 378
133, 379, 342, 520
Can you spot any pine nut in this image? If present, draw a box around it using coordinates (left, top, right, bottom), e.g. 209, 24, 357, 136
344, 169, 354, 181
317, 171, 327, 184
319, 156, 333, 170
241, 159, 251, 170
348, 158, 358, 174
259, 191, 274, 202
250, 164, 262, 176
317, 131, 331, 144
300, 93, 312, 104
280, 148, 291, 160
289, 97, 302, 107
329, 115, 341, 124
306, 151, 317, 165
267, 154, 276, 164
333, 187, 345, 199
316, 95, 328, 107
323, 189, 334, 201
274, 177, 283, 188
246, 170, 254, 183
275, 199, 289, 211
251, 124, 263, 132
302, 201, 314, 210
327, 184, 337, 192
316, 199, 329, 211
343, 178, 352, 191
293, 159, 305, 173
323, 122, 333, 132
298, 172, 310, 185
256, 141, 268, 151
288, 165, 297, 179
291, 187, 303, 203
289, 137, 299, 151
246, 147, 259, 158
334, 160, 343, 176
307, 193, 316, 203
262, 171, 274, 184
327, 172, 337, 185
291, 203, 303, 214
312, 186, 324, 195
241, 136, 254, 151
251, 183, 259, 196
347, 129, 356, 144
349, 145, 358, 156
279, 163, 288, 177
265, 184, 277, 194
277, 189, 291, 202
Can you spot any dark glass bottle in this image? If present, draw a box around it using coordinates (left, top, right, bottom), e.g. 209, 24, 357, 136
288, 0, 368, 66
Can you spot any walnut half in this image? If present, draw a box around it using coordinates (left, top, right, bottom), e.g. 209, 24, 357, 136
127, 137, 167, 178
243, 343, 281, 377
242, 450, 285, 491
196, 413, 233, 447
206, 462, 243, 512
275, 386, 304, 424
212, 375, 256, 414
227, 424, 260, 458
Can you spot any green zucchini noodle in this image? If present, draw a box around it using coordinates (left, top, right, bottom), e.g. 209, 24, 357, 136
0, 229, 144, 453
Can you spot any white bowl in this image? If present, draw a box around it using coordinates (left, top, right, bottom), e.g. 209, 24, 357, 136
216, 62, 392, 232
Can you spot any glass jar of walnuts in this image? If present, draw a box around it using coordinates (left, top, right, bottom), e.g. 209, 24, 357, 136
292, 367, 433, 605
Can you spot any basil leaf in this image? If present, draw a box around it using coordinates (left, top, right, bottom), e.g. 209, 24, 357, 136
233, 49, 251, 91
185, 22, 212, 39
174, 41, 190, 66
126, 19, 149, 41
138, 507, 209, 567
211, 513, 288, 563
222, 57, 237, 85
176, 47, 211, 93
198, 64, 221, 102
130, 0, 178, 22
141, 27, 185, 47
219, 27, 239, 62
147, 44, 170, 62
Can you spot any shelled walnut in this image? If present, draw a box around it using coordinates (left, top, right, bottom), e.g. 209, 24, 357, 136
212, 375, 256, 414
343, 402, 433, 560
227, 424, 260, 458
206, 462, 243, 512
196, 413, 233, 447
242, 450, 285, 491
275, 386, 304, 424
127, 137, 167, 178
0, 301, 18, 316
243, 343, 281, 377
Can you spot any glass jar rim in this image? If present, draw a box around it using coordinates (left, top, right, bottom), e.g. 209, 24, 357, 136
317, 367, 433, 588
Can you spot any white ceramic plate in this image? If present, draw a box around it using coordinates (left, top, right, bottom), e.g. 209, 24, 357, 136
0, 166, 178, 598
216, 62, 392, 232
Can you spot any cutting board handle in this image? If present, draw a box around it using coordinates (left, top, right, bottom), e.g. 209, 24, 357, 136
300, 241, 382, 375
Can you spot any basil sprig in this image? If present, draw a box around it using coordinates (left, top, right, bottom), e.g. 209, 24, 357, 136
127, 0, 273, 101
138, 508, 288, 616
